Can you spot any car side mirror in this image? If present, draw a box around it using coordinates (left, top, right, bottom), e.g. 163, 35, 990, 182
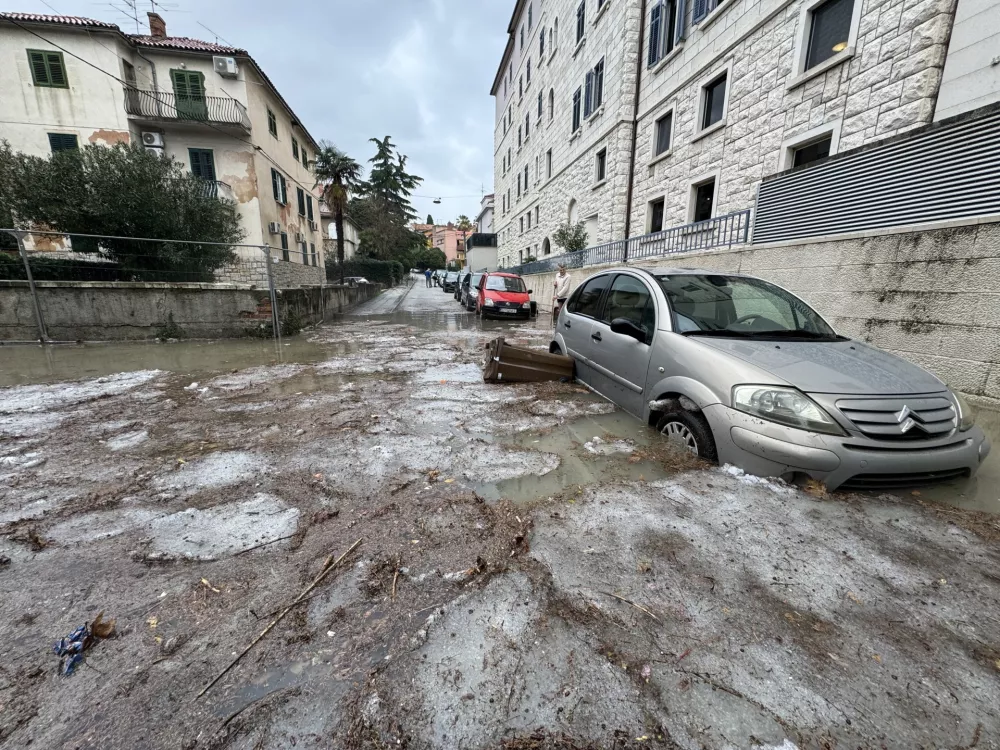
528, 289, 533, 294
610, 318, 647, 342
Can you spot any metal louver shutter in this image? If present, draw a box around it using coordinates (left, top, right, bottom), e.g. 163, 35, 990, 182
753, 109, 1000, 244
28, 50, 48, 83
46, 52, 67, 86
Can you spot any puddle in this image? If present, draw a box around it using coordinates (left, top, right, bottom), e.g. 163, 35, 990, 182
474, 412, 673, 504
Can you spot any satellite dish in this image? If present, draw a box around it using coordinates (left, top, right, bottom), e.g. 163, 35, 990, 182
433, 197, 442, 204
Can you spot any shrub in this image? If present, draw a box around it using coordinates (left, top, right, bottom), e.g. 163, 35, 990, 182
325, 257, 400, 286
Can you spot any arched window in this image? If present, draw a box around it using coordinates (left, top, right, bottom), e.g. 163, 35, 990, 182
568, 198, 579, 226
552, 18, 558, 50
548, 88, 555, 121
542, 237, 551, 255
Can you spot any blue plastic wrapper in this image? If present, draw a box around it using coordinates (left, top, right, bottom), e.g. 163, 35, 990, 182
53, 624, 90, 675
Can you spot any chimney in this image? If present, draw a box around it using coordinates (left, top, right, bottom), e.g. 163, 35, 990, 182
147, 12, 166, 38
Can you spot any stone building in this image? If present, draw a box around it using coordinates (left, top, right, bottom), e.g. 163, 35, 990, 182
491, 0, 1000, 266
0, 12, 325, 272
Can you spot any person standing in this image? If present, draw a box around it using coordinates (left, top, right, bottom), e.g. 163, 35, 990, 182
424, 268, 432, 287
553, 264, 571, 317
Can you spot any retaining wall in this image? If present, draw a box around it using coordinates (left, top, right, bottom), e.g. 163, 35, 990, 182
527, 222, 1000, 400
0, 280, 380, 342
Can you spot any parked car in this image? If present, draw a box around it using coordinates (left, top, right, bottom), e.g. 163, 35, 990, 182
551, 267, 991, 491
342, 276, 370, 286
462, 273, 484, 311
442, 271, 460, 293
455, 271, 471, 302
478, 272, 532, 319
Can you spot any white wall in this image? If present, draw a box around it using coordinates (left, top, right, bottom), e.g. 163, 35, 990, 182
935, 0, 1000, 119
0, 24, 132, 155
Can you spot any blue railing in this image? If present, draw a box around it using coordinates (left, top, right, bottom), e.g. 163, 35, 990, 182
503, 209, 750, 276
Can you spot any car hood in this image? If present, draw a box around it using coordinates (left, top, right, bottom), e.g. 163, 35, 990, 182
484, 290, 528, 303
695, 337, 946, 395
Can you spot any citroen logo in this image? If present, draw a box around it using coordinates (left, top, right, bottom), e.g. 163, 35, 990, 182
895, 405, 923, 433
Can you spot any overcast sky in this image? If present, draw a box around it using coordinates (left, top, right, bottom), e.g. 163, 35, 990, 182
20, 0, 509, 223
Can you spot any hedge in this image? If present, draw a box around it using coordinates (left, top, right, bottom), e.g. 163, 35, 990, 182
0, 252, 126, 281
326, 258, 404, 286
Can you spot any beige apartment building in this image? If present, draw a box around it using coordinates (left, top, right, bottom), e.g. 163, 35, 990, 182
0, 12, 325, 270
491, 0, 1000, 267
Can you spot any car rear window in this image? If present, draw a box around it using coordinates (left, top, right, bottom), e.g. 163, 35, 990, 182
485, 276, 526, 292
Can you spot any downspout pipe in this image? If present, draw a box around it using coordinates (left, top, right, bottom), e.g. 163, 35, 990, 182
623, 0, 648, 259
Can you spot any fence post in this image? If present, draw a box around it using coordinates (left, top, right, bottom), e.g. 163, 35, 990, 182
263, 245, 281, 344
11, 230, 49, 343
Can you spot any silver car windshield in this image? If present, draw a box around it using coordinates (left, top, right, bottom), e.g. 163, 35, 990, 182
656, 274, 841, 340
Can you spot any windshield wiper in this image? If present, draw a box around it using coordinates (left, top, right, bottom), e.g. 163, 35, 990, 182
743, 329, 846, 340
680, 329, 755, 337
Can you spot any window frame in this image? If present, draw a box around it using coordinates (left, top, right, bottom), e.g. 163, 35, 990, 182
188, 147, 216, 180
267, 108, 278, 137
780, 121, 842, 170
575, 1, 586, 45
693, 64, 731, 139
650, 107, 675, 163
47, 132, 79, 153
567, 273, 612, 319
297, 187, 307, 217
647, 196, 666, 233
292, 138, 299, 160
546, 149, 553, 180
647, 0, 683, 69
280, 231, 289, 261
271, 168, 288, 205
594, 147, 607, 185
692, 0, 733, 28
307, 195, 315, 222
572, 87, 582, 133
28, 49, 69, 88
687, 169, 721, 223
788, 0, 862, 89
599, 273, 656, 342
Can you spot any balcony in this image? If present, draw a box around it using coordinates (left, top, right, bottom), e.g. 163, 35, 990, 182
123, 86, 251, 131
196, 180, 236, 201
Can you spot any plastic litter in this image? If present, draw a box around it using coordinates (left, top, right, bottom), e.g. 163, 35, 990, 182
53, 612, 116, 676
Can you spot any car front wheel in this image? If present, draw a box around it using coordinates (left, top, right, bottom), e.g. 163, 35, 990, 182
655, 404, 718, 462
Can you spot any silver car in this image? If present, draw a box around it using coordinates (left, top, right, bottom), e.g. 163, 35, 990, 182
551, 267, 991, 490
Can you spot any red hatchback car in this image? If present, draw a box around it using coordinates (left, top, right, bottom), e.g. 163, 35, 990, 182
477, 272, 533, 319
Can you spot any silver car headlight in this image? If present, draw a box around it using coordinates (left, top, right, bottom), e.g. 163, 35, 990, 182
521, 302, 531, 309
484, 298, 495, 307
733, 385, 846, 436
954, 390, 976, 431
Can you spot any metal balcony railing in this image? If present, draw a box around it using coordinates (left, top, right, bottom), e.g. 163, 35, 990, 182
123, 86, 252, 130
504, 210, 751, 276
196, 180, 235, 201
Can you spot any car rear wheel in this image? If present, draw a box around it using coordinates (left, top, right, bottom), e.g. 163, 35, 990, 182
655, 405, 718, 462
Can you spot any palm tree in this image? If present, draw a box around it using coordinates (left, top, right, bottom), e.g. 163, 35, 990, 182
455, 214, 473, 231
313, 141, 363, 283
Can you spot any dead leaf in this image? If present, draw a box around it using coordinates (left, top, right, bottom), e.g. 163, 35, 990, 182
201, 578, 221, 594
90, 612, 116, 639
176, 458, 186, 465
911, 490, 921, 497
872, 653, 882, 663
994, 659, 1000, 671
147, 616, 158, 629
846, 592, 863, 605
803, 479, 829, 498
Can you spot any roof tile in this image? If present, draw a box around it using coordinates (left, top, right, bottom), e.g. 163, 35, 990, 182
0, 12, 119, 29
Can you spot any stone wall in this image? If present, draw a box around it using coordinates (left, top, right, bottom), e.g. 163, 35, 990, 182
523, 222, 1000, 400
270, 259, 327, 288
630, 0, 954, 231
0, 280, 379, 342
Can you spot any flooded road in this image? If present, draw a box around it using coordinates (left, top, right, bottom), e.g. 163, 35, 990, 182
2, 279, 1000, 749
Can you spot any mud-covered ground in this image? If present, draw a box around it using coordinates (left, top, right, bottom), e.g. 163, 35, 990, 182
2, 283, 1000, 750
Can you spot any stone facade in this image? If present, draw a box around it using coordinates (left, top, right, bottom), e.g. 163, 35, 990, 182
492, 0, 643, 267
492, 0, 963, 258
520, 221, 1000, 400
269, 258, 326, 288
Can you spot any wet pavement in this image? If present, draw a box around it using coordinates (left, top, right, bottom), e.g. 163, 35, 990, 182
1, 279, 1000, 749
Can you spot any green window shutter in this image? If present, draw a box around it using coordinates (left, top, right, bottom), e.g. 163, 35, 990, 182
268, 109, 277, 136
280, 174, 287, 204
302, 149, 308, 168
28, 50, 48, 84
48, 133, 78, 152
271, 169, 280, 201
28, 50, 68, 87
307, 196, 314, 222
292, 138, 299, 159
46, 52, 67, 87
297, 187, 306, 216
189, 149, 216, 180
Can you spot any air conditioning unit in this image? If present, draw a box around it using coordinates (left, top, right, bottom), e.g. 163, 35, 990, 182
213, 56, 239, 78
295, 232, 306, 243
267, 221, 281, 235
308, 220, 318, 231
141, 131, 164, 148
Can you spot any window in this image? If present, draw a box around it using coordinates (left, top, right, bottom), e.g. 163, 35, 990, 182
300, 241, 309, 264
805, 0, 854, 70
519, 76, 524, 99
584, 58, 605, 118
271, 169, 288, 204
692, 0, 724, 23
520, 216, 525, 233
538, 91, 543, 119
598, 0, 608, 8
524, 165, 529, 192
595, 148, 607, 183
701, 73, 727, 129
47, 133, 78, 153
692, 178, 716, 222
518, 173, 522, 197
297, 187, 306, 217
520, 24, 525, 50
654, 111, 673, 156
535, 154, 540, 181
576, 1, 586, 43
525, 112, 530, 137
307, 195, 314, 222
518, 125, 522, 148
543, 237, 551, 255
170, 69, 206, 119
546, 149, 553, 179
280, 232, 289, 261
568, 274, 611, 318
572, 87, 582, 132
292, 138, 299, 160
792, 135, 833, 167
601, 275, 654, 340
302, 148, 309, 168
536, 206, 540, 225
527, 211, 532, 229
188, 148, 216, 180
528, 2, 533, 29
548, 89, 555, 120
540, 28, 546, 57
648, 0, 679, 67
268, 108, 277, 137
310, 242, 317, 266
648, 198, 665, 232
27, 49, 68, 87
527, 59, 531, 84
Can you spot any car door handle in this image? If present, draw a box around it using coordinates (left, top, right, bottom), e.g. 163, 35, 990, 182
591, 332, 602, 342
563, 320, 571, 329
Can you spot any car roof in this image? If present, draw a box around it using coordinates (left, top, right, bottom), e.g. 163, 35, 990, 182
489, 272, 520, 278
592, 266, 750, 278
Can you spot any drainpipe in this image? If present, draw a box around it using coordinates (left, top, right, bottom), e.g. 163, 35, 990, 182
622, 0, 648, 260
134, 47, 161, 118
